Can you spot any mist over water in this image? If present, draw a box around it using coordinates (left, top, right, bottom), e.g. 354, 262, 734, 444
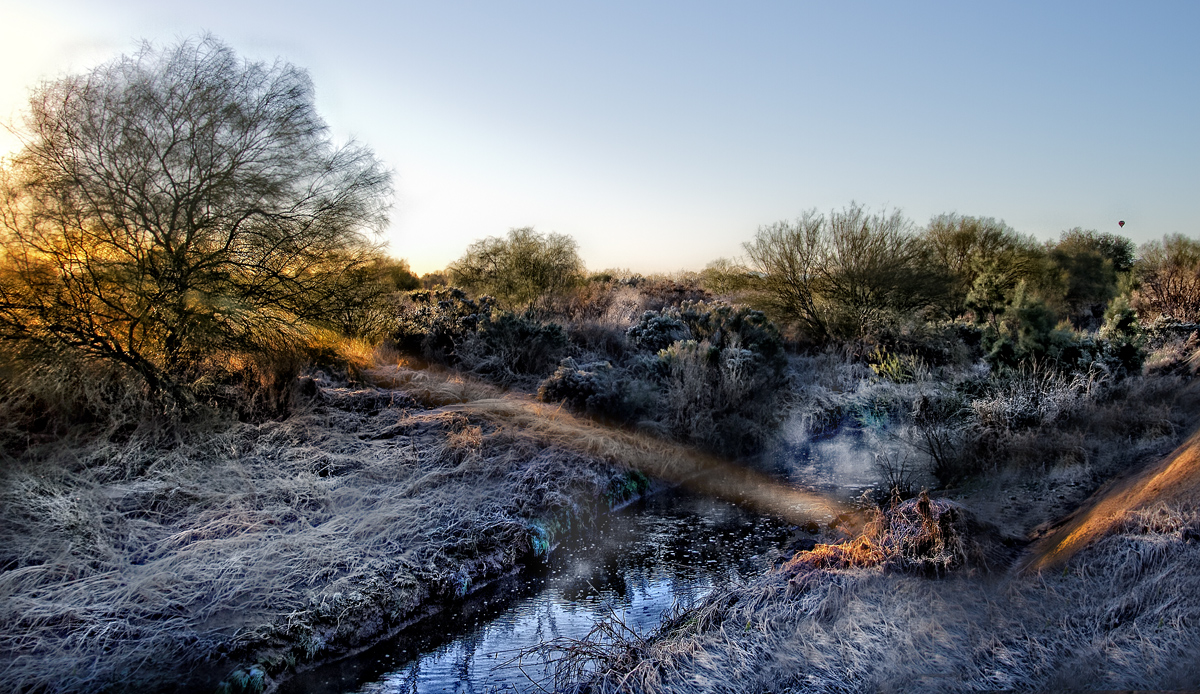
771, 407, 937, 503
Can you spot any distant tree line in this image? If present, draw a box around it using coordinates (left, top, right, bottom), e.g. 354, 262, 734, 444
700, 204, 1200, 363
5, 34, 1200, 444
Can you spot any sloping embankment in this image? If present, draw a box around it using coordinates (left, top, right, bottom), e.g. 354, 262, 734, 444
1020, 424, 1200, 574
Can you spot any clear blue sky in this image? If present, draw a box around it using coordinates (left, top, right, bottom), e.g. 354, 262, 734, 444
2, 1, 1196, 274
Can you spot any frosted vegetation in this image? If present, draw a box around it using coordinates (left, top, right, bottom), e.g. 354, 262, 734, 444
3, 35, 1200, 693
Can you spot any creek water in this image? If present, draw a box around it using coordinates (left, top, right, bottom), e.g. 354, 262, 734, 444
280, 488, 805, 694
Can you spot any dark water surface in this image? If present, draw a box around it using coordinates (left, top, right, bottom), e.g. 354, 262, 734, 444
281, 489, 799, 694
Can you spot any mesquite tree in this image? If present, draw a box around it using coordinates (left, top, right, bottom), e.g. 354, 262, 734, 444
0, 36, 392, 399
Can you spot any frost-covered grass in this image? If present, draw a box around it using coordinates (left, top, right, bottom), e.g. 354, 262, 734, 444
0, 370, 627, 693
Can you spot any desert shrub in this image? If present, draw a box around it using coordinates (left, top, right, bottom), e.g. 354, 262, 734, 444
1143, 315, 1199, 350
908, 388, 973, 486
846, 380, 914, 430
564, 319, 629, 361
871, 320, 976, 369
535, 272, 712, 338
1142, 318, 1199, 375
674, 302, 786, 363
393, 288, 569, 384
393, 288, 495, 363
626, 312, 690, 352
539, 302, 787, 456
457, 312, 569, 383
971, 366, 1097, 432
537, 358, 628, 418
650, 304, 787, 455
979, 282, 1143, 377
623, 275, 711, 312
867, 347, 926, 384
1095, 296, 1146, 374
981, 282, 1064, 368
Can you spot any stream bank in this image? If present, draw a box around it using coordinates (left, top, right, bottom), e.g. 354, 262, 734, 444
278, 488, 803, 694
0, 374, 652, 694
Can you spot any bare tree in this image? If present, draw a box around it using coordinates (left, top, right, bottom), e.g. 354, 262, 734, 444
0, 36, 392, 399
1133, 234, 1200, 323
742, 203, 946, 340
742, 210, 828, 338
820, 203, 944, 337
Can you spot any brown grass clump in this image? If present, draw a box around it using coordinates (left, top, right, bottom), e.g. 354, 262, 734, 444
784, 492, 974, 576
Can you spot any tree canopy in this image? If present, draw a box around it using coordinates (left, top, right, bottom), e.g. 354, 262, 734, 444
741, 204, 946, 340
0, 36, 392, 399
447, 227, 584, 308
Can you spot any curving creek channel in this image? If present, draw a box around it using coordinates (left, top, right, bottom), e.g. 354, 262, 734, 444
278, 431, 878, 694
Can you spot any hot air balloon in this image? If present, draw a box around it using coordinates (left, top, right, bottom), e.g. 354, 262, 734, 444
1119, 220, 1126, 227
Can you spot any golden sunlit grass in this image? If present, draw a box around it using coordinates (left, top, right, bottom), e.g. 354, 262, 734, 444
1021, 425, 1200, 574
780, 492, 978, 576
367, 356, 848, 526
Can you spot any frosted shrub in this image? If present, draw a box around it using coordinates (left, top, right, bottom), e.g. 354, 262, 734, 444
971, 367, 1098, 431
540, 302, 787, 455
626, 311, 689, 352
394, 289, 568, 384
537, 359, 625, 417
457, 312, 569, 383
393, 288, 493, 363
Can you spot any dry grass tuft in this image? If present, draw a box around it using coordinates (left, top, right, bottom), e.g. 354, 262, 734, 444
783, 492, 974, 575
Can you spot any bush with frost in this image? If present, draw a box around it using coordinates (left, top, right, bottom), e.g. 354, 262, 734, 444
541, 302, 787, 455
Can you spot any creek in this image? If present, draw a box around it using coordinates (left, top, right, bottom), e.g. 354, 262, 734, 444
280, 430, 877, 694
278, 488, 802, 694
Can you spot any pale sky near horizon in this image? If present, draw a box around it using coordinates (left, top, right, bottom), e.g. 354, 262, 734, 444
1, 1, 1196, 274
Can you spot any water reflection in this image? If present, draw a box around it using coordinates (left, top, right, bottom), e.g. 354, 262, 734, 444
283, 490, 794, 694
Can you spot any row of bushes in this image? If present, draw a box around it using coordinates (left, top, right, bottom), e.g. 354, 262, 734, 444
392, 288, 787, 457
790, 324, 1199, 496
